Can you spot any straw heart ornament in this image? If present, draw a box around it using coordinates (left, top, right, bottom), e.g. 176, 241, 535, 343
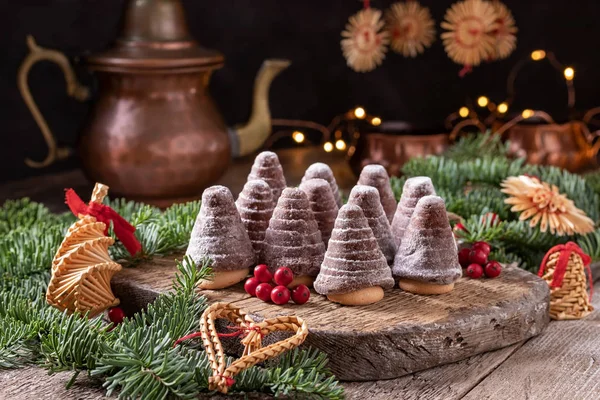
175, 302, 308, 394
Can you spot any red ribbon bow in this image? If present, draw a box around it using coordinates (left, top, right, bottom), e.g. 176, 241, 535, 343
65, 188, 142, 257
538, 242, 593, 300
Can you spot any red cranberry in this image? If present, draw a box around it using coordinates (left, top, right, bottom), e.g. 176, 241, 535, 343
244, 277, 260, 296
469, 249, 488, 266
270, 285, 291, 305
255, 283, 273, 302
291, 284, 310, 305
472, 241, 491, 255
458, 248, 472, 268
485, 261, 502, 278
466, 264, 484, 279
274, 266, 294, 287
108, 307, 125, 325
254, 264, 273, 283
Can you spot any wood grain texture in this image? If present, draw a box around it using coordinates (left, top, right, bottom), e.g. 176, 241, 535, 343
462, 279, 600, 400
113, 260, 550, 381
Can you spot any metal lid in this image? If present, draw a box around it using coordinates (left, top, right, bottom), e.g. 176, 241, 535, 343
86, 0, 224, 70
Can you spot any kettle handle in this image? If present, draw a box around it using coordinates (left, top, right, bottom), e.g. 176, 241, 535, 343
17, 35, 90, 168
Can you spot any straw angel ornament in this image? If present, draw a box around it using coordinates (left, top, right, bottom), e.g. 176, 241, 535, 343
46, 183, 141, 318
386, 1, 436, 57
341, 0, 389, 72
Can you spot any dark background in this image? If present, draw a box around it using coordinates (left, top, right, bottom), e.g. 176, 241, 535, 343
1, 0, 599, 183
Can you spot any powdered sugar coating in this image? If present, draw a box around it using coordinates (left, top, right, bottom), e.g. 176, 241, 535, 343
302, 163, 343, 208
299, 178, 339, 246
247, 151, 287, 204
392, 195, 461, 284
186, 185, 255, 271
347, 185, 397, 264
314, 204, 395, 295
391, 176, 436, 246
264, 187, 325, 276
236, 179, 274, 263
357, 164, 397, 224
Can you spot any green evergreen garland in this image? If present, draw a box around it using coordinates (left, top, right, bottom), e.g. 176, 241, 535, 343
392, 132, 600, 271
0, 199, 343, 399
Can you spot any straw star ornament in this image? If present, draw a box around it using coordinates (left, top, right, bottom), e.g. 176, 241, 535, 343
386, 1, 436, 58
341, 7, 389, 72
501, 175, 595, 236
490, 0, 517, 60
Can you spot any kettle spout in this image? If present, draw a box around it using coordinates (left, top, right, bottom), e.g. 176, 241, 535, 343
229, 59, 291, 157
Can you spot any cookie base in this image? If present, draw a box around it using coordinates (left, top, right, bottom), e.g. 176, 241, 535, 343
289, 275, 314, 289
198, 268, 249, 290
327, 286, 384, 306
398, 279, 454, 295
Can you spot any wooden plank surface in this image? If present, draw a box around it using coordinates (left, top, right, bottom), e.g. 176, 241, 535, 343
113, 259, 550, 381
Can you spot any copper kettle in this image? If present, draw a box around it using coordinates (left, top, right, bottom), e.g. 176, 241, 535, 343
18, 0, 290, 206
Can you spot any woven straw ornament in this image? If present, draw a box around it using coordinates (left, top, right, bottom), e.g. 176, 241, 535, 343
341, 7, 389, 72
386, 1, 436, 57
489, 0, 517, 60
441, 0, 498, 67
46, 183, 122, 318
538, 243, 593, 320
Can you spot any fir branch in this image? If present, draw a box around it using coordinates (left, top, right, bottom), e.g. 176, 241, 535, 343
444, 131, 509, 162
0, 317, 38, 368
577, 229, 600, 261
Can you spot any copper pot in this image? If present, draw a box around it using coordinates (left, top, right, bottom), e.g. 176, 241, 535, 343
18, 0, 290, 207
348, 122, 451, 177
493, 119, 600, 173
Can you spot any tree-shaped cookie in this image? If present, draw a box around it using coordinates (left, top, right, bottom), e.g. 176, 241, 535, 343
299, 178, 339, 246
186, 185, 255, 289
392, 195, 461, 295
236, 179, 274, 264
357, 164, 397, 223
314, 204, 395, 306
247, 151, 287, 205
347, 185, 397, 264
301, 162, 343, 209
391, 176, 436, 246
264, 187, 325, 287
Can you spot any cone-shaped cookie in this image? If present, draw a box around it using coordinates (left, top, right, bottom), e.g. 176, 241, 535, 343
391, 177, 436, 246
347, 185, 397, 264
247, 151, 287, 205
299, 178, 339, 246
314, 204, 394, 305
357, 164, 397, 224
393, 195, 461, 295
301, 162, 343, 209
236, 179, 274, 264
264, 187, 325, 286
186, 185, 255, 289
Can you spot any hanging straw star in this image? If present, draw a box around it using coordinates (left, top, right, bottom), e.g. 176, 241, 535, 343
441, 0, 498, 69
386, 1, 436, 58
341, 3, 389, 73
489, 0, 517, 60
501, 175, 595, 236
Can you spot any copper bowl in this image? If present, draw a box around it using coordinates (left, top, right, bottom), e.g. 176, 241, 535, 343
348, 122, 450, 177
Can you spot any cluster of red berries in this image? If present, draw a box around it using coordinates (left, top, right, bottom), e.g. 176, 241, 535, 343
458, 241, 502, 279
244, 264, 310, 305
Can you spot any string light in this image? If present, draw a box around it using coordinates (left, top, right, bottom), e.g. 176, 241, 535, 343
292, 131, 305, 143
458, 107, 469, 118
522, 109, 534, 118
477, 96, 489, 108
531, 50, 546, 61
371, 117, 382, 126
564, 67, 575, 81
335, 140, 347, 151
497, 102, 508, 114
323, 142, 334, 152
354, 107, 366, 119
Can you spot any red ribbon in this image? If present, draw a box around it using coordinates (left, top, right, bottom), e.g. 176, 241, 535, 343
538, 242, 593, 300
65, 188, 142, 257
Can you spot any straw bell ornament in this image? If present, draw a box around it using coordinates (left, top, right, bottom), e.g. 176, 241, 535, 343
538, 242, 594, 320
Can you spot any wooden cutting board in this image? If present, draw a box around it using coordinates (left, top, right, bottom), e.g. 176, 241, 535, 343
112, 259, 550, 381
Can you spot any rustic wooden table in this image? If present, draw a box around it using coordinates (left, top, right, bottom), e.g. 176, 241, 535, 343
2, 147, 600, 400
